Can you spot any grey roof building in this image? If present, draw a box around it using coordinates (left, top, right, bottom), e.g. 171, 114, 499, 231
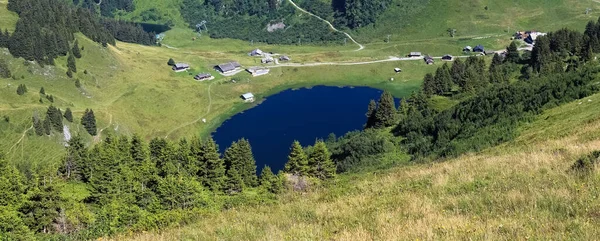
172, 63, 190, 71
194, 73, 213, 81
215, 62, 242, 73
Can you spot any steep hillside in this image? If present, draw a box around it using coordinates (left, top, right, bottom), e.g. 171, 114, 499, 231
124, 91, 600, 240
123, 0, 600, 44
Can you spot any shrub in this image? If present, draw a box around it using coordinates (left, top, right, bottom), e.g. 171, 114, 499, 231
571, 150, 600, 174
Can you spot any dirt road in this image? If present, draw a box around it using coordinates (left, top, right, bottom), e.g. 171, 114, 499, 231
287, 0, 364, 51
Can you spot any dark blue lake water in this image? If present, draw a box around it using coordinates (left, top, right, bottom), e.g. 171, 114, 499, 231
213, 86, 388, 173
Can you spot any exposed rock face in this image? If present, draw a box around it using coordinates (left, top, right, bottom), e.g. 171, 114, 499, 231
267, 22, 286, 32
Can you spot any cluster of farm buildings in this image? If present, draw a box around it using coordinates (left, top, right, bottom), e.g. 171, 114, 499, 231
172, 30, 545, 99
170, 48, 292, 102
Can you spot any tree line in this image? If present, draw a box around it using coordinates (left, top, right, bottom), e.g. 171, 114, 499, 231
76, 0, 135, 17
3, 0, 154, 65
179, 0, 345, 45
0, 130, 341, 239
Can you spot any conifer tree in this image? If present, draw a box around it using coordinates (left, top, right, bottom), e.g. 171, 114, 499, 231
43, 117, 51, 135
167, 58, 175, 66
225, 167, 244, 194
237, 138, 257, 187
0, 59, 10, 78
16, 84, 27, 95
450, 58, 465, 86
32, 115, 44, 136
0, 29, 7, 48
64, 108, 73, 122
373, 91, 397, 128
307, 141, 336, 180
81, 109, 97, 136
284, 141, 308, 175
259, 166, 282, 194
422, 73, 435, 95
364, 99, 377, 129
223, 141, 241, 172
66, 69, 73, 78
176, 138, 194, 175
190, 138, 207, 181
64, 135, 86, 180
259, 166, 275, 187
489, 53, 506, 83
39, 87, 45, 95
433, 64, 452, 95
506, 41, 520, 63
67, 52, 77, 73
20, 177, 62, 234
72, 40, 82, 58
202, 137, 225, 192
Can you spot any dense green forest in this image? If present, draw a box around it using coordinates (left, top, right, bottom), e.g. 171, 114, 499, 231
179, 0, 346, 45
2, 0, 153, 64
178, 0, 395, 44
76, 0, 135, 17
361, 20, 600, 160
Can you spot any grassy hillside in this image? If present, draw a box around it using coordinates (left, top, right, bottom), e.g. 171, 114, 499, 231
352, 0, 598, 42
2, 0, 599, 170
0, 1, 18, 31
123, 91, 600, 241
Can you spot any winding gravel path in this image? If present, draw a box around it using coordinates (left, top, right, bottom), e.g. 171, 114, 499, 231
287, 0, 364, 51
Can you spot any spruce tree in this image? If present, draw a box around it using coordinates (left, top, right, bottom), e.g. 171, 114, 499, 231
364, 99, 377, 129
32, 115, 44, 136
283, 141, 308, 175
373, 91, 397, 128
46, 106, 63, 132
223, 141, 241, 172
203, 137, 225, 192
0, 29, 6, 48
64, 108, 73, 122
450, 58, 465, 86
0, 59, 10, 78
16, 84, 27, 95
67, 52, 77, 73
43, 117, 51, 135
307, 141, 336, 180
167, 58, 175, 66
39, 87, 45, 95
225, 167, 244, 194
506, 41, 520, 63
72, 40, 82, 58
237, 138, 257, 187
259, 166, 275, 187
422, 73, 435, 95
64, 135, 86, 180
81, 109, 97, 136
19, 171, 62, 234
259, 166, 281, 193
433, 64, 452, 95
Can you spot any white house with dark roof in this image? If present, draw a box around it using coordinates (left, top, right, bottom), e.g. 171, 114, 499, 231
194, 73, 214, 81
408, 52, 422, 57
172, 63, 190, 72
215, 61, 242, 74
247, 67, 270, 77
241, 93, 255, 102
249, 49, 264, 56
